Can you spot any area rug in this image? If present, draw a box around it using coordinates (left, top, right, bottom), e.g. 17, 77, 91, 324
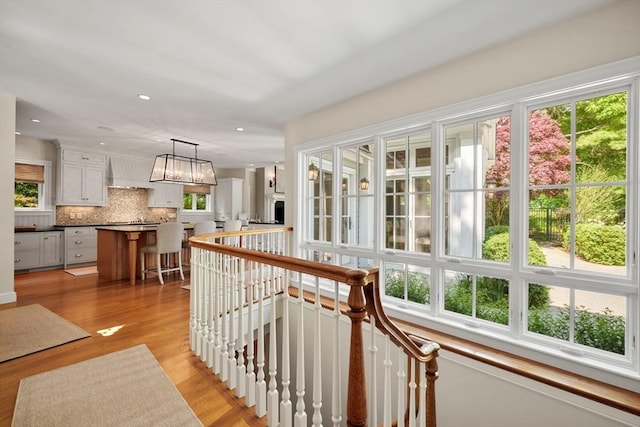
12, 344, 203, 426
64, 266, 98, 276
0, 304, 90, 363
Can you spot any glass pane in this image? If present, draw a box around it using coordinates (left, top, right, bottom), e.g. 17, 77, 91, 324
14, 182, 40, 207
575, 92, 627, 183
385, 195, 394, 216
528, 104, 571, 188
483, 115, 510, 188
444, 271, 473, 317
416, 147, 431, 167
445, 123, 474, 191
414, 193, 430, 217
196, 194, 206, 210
182, 193, 192, 210
414, 216, 431, 253
446, 190, 474, 258
395, 150, 406, 169
476, 275, 509, 325
575, 289, 625, 355
528, 282, 569, 342
395, 195, 406, 216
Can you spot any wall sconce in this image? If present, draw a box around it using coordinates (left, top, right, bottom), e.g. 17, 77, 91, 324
269, 165, 276, 188
308, 162, 319, 181
359, 177, 369, 191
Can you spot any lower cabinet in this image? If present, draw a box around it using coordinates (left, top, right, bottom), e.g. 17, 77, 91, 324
65, 227, 97, 267
14, 231, 63, 270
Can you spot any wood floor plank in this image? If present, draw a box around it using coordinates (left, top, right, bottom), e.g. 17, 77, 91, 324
1, 269, 265, 427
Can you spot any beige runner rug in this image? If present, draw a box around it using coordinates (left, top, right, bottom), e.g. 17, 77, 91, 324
12, 344, 202, 427
0, 304, 90, 362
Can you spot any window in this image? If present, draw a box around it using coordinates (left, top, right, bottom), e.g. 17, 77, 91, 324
384, 129, 432, 253
15, 160, 49, 211
340, 142, 374, 248
182, 185, 211, 212
296, 62, 639, 382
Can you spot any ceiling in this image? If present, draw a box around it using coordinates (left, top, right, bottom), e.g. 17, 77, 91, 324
0, 0, 613, 169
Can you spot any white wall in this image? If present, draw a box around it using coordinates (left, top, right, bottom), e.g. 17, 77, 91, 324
281, 0, 640, 421
0, 94, 17, 304
283, 0, 640, 226
291, 299, 638, 427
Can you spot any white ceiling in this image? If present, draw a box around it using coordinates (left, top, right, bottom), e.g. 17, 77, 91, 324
0, 0, 613, 169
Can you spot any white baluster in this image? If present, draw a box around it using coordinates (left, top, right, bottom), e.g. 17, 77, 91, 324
220, 255, 229, 382
409, 358, 416, 427
256, 263, 267, 417
312, 277, 322, 427
397, 347, 406, 425
236, 258, 246, 398
331, 281, 342, 427
212, 251, 222, 374
267, 266, 279, 426
368, 316, 377, 427
280, 270, 292, 427
228, 256, 237, 390
418, 360, 426, 426
245, 260, 256, 408
383, 336, 392, 427
294, 278, 306, 427
189, 247, 198, 349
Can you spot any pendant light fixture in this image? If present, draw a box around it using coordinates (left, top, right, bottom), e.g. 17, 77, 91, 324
149, 139, 217, 185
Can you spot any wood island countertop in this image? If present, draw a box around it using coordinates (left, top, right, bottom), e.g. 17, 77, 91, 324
96, 224, 193, 285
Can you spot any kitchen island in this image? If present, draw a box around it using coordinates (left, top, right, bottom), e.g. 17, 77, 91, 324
96, 224, 193, 285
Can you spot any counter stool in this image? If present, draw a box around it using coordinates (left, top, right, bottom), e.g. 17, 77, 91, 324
141, 222, 185, 285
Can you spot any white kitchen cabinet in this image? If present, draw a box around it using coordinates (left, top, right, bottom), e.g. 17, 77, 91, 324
42, 232, 62, 266
65, 227, 97, 267
57, 149, 107, 206
148, 183, 183, 208
214, 178, 243, 221
14, 231, 63, 270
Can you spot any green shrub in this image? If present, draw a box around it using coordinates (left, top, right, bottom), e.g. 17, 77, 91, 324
444, 274, 509, 325
572, 224, 625, 266
482, 233, 549, 308
529, 306, 625, 355
385, 271, 430, 304
485, 225, 509, 242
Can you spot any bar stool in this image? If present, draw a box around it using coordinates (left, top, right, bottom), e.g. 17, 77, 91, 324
141, 222, 185, 285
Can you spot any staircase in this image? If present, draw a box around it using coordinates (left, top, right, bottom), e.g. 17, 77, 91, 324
188, 227, 440, 426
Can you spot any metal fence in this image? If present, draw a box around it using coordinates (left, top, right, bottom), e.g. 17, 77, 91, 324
528, 208, 569, 242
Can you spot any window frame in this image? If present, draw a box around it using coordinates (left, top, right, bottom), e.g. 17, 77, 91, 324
14, 158, 52, 212
294, 59, 639, 389
181, 192, 212, 212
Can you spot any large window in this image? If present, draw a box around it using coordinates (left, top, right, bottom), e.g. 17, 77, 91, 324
182, 185, 211, 212
297, 64, 638, 383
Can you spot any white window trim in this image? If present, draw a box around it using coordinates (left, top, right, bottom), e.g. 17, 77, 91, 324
294, 57, 640, 391
14, 158, 53, 212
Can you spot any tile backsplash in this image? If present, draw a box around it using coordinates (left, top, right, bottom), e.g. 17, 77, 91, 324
56, 188, 177, 225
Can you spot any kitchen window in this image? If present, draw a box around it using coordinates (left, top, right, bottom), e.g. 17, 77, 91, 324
182, 185, 212, 212
14, 160, 51, 211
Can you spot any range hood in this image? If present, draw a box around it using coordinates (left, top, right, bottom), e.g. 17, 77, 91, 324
107, 156, 154, 188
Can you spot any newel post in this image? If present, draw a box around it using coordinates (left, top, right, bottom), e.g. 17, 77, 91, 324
345, 270, 369, 427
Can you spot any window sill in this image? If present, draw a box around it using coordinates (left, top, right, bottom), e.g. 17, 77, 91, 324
292, 286, 639, 417
394, 318, 640, 416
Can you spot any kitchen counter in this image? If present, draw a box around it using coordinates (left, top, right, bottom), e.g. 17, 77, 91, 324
96, 224, 193, 285
15, 226, 63, 233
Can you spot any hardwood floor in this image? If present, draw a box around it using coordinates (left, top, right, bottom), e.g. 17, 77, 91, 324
1, 268, 266, 427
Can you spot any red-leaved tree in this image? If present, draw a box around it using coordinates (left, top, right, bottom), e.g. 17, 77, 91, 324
485, 112, 571, 225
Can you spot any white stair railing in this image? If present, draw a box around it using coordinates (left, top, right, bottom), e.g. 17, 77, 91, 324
189, 226, 440, 427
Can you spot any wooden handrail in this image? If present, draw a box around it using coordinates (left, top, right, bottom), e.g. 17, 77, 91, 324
191, 229, 440, 426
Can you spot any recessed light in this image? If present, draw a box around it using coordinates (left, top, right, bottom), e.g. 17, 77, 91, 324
31, 118, 40, 123
99, 142, 106, 146
235, 127, 244, 132
15, 131, 21, 135
137, 94, 151, 101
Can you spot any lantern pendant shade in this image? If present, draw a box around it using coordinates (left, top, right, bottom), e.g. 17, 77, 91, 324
149, 139, 217, 185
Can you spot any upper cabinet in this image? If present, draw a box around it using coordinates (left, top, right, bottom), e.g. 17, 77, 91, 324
57, 149, 107, 206
148, 182, 183, 208
214, 177, 243, 221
